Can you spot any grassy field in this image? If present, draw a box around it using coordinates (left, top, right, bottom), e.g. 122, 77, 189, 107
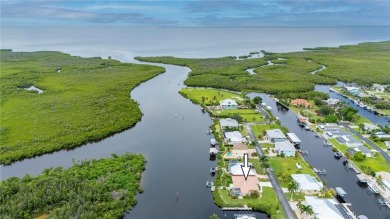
214, 187, 285, 219
0, 51, 164, 164
0, 153, 145, 218
179, 87, 243, 105
269, 156, 316, 187
329, 139, 390, 172
137, 41, 390, 94
213, 109, 265, 122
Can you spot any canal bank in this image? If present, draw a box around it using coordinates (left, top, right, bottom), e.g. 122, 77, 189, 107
247, 93, 390, 219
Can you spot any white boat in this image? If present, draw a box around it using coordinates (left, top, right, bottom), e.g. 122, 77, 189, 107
296, 163, 302, 170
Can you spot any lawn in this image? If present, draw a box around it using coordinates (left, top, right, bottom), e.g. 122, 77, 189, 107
329, 138, 390, 172
260, 143, 274, 148
0, 51, 165, 164
214, 187, 285, 219
269, 156, 316, 187
179, 87, 243, 105
213, 109, 265, 122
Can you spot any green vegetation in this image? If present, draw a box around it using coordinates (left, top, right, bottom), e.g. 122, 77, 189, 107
0, 153, 145, 218
179, 87, 242, 105
269, 156, 315, 187
213, 109, 265, 122
213, 187, 285, 219
0, 51, 164, 164
137, 41, 390, 94
329, 139, 390, 172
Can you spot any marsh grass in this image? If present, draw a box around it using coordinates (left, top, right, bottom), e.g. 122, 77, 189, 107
0, 51, 164, 164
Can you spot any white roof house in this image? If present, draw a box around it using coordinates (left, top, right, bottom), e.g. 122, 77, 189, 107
304, 196, 346, 219
229, 163, 256, 176
372, 84, 386, 92
291, 174, 323, 192
324, 98, 339, 106
220, 98, 238, 109
220, 118, 239, 129
363, 123, 380, 131
224, 131, 247, 144
342, 135, 363, 147
274, 141, 296, 157
325, 129, 351, 138
317, 123, 339, 131
375, 132, 390, 139
347, 146, 375, 158
266, 129, 287, 142
385, 141, 390, 149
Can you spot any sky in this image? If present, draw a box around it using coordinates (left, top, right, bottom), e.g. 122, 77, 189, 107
1, 0, 390, 27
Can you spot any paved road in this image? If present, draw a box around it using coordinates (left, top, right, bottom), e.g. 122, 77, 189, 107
246, 124, 297, 219
339, 123, 390, 164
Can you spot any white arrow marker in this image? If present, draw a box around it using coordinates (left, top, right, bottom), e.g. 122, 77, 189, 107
240, 153, 251, 180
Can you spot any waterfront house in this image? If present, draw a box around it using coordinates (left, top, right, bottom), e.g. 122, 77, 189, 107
385, 141, 390, 150
325, 129, 351, 138
291, 99, 312, 108
291, 174, 323, 193
220, 118, 239, 130
304, 196, 349, 219
324, 98, 339, 106
220, 98, 238, 110
224, 131, 247, 144
228, 161, 259, 195
336, 135, 363, 147
375, 132, 390, 139
230, 143, 255, 159
363, 123, 380, 131
274, 141, 296, 157
372, 84, 386, 93
347, 145, 375, 158
265, 129, 288, 142
317, 123, 339, 131
344, 85, 361, 96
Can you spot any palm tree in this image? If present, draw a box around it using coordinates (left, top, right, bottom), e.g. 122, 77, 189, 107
299, 204, 314, 218
288, 180, 300, 201
377, 175, 383, 188
260, 155, 269, 163
261, 162, 270, 173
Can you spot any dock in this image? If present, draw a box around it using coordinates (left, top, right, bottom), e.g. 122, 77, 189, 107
367, 182, 379, 194
378, 199, 390, 209
222, 206, 252, 211
313, 168, 326, 175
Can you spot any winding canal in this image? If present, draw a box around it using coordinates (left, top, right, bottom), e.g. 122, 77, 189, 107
0, 61, 266, 219
247, 93, 390, 219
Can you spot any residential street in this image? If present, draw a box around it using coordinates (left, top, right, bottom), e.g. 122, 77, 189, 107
246, 123, 298, 219
340, 123, 390, 164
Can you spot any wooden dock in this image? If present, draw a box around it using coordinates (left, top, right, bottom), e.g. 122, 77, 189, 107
222, 206, 252, 211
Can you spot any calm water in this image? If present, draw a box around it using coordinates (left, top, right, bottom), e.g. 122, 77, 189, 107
315, 84, 390, 127
2, 26, 390, 58
1, 26, 390, 218
248, 93, 390, 219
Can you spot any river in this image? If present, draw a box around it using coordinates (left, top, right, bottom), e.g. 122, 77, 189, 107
247, 93, 390, 219
0, 60, 266, 219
